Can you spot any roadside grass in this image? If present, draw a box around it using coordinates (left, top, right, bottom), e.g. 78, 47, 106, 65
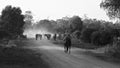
0, 39, 49, 68
83, 50, 120, 64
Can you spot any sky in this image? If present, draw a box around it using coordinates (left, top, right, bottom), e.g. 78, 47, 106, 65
0, 0, 112, 22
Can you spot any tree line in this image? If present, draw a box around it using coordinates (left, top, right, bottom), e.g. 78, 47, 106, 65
28, 16, 120, 47
25, 0, 120, 48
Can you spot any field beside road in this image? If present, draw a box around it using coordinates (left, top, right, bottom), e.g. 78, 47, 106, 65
0, 39, 49, 68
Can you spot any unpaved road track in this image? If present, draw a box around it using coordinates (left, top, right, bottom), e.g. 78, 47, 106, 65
25, 39, 120, 68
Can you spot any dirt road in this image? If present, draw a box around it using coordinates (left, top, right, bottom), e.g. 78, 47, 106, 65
25, 39, 120, 68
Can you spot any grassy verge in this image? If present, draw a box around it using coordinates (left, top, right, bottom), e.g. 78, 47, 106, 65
0, 39, 49, 68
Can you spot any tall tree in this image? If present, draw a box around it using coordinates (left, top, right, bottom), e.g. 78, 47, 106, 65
24, 11, 33, 29
100, 0, 120, 20
69, 16, 83, 33
0, 5, 25, 37
56, 19, 70, 33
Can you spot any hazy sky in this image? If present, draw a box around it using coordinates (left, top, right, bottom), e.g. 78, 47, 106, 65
0, 0, 111, 22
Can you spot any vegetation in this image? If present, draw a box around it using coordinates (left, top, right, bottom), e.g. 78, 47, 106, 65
27, 14, 120, 48
24, 11, 33, 30
100, 0, 120, 58
0, 5, 25, 39
100, 0, 120, 20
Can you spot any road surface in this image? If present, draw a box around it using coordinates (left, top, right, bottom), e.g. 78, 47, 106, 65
25, 39, 120, 68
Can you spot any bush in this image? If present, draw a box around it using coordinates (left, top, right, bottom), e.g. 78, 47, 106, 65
72, 30, 81, 39
111, 41, 120, 58
91, 31, 101, 45
80, 28, 97, 43
91, 30, 113, 46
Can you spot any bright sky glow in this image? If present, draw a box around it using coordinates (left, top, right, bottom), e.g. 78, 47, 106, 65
0, 0, 111, 22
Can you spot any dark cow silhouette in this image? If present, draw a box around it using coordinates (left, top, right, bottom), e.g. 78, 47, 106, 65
53, 34, 57, 41
44, 34, 51, 40
36, 34, 42, 40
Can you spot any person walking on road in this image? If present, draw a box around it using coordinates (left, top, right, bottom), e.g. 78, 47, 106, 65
63, 34, 72, 54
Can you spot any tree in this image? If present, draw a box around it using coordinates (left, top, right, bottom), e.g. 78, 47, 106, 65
24, 11, 33, 29
34, 19, 57, 33
100, 0, 120, 20
56, 19, 70, 33
91, 30, 113, 46
91, 31, 101, 45
69, 16, 83, 33
0, 30, 12, 40
80, 28, 97, 43
0, 5, 25, 37
72, 30, 81, 39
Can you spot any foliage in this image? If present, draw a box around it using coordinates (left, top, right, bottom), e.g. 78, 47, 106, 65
69, 16, 83, 33
91, 31, 101, 45
56, 19, 70, 33
33, 16, 83, 34
24, 11, 33, 30
34, 19, 58, 33
72, 30, 81, 39
0, 5, 25, 37
100, 0, 120, 19
83, 18, 105, 30
0, 30, 11, 40
91, 30, 113, 46
80, 28, 97, 43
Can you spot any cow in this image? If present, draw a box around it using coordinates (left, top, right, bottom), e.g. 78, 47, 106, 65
53, 34, 57, 41
44, 34, 51, 40
36, 34, 42, 40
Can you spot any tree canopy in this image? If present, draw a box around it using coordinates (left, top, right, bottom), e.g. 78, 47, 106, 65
100, 0, 120, 19
24, 11, 33, 29
0, 5, 25, 37
69, 16, 83, 33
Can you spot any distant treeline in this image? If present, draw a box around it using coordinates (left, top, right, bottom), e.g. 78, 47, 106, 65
24, 14, 120, 46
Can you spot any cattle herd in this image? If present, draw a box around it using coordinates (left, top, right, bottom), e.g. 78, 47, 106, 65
35, 33, 65, 40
